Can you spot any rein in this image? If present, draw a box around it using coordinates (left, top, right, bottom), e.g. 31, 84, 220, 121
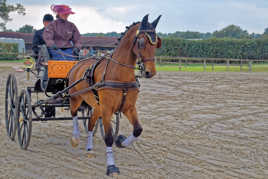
108, 57, 136, 69
52, 48, 80, 59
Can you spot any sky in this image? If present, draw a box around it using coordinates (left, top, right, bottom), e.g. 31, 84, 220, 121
4, 0, 268, 34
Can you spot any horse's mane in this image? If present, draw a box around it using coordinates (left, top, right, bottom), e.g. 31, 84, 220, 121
116, 22, 140, 45
68, 22, 141, 77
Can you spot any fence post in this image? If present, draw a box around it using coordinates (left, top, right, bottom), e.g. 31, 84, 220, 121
179, 59, 182, 71
248, 60, 252, 72
157, 57, 160, 64
240, 59, 242, 72
184, 59, 187, 71
226, 59, 230, 71
203, 59, 206, 71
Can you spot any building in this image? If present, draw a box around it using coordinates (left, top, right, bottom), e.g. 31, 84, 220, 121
0, 38, 26, 53
0, 32, 118, 54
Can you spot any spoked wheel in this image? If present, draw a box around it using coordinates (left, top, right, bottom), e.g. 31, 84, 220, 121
99, 112, 120, 141
5, 74, 18, 140
82, 106, 98, 136
17, 89, 32, 150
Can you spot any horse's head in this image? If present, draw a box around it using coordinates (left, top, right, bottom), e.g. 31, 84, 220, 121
132, 14, 162, 78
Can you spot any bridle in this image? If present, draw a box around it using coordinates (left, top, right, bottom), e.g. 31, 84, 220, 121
109, 28, 159, 75
134, 29, 158, 63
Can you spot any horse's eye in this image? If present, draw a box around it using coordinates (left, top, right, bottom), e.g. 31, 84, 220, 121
137, 37, 145, 49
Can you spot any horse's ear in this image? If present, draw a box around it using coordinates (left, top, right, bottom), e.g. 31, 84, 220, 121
157, 36, 162, 48
152, 15, 161, 29
140, 14, 149, 30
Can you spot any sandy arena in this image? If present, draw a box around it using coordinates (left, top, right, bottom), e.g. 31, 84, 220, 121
1, 64, 268, 179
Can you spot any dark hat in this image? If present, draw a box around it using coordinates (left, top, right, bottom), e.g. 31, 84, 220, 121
43, 14, 54, 22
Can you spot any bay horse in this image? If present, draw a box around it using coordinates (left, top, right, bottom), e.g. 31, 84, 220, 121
67, 14, 161, 176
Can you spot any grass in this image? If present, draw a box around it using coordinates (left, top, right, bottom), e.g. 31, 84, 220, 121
156, 63, 268, 72
1, 59, 268, 72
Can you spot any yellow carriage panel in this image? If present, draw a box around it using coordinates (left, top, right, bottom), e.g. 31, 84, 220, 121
48, 60, 78, 78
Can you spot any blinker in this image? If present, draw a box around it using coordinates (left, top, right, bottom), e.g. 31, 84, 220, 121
136, 30, 158, 49
137, 38, 145, 49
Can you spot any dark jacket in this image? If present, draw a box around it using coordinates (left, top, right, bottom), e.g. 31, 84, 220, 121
32, 28, 46, 56
43, 18, 81, 49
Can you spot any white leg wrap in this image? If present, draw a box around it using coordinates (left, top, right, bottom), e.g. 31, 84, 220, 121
86, 131, 93, 150
122, 134, 137, 147
106, 147, 115, 166
72, 116, 80, 138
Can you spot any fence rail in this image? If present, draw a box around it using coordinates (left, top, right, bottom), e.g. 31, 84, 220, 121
156, 56, 268, 72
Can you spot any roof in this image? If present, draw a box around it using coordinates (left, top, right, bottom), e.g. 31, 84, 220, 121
0, 32, 33, 44
0, 32, 118, 48
81, 36, 118, 48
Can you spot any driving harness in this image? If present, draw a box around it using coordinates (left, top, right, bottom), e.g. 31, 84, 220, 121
65, 29, 157, 113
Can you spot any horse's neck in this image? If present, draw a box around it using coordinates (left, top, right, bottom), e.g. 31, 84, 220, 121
107, 39, 136, 82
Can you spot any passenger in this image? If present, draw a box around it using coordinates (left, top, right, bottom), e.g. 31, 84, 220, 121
32, 14, 54, 59
43, 4, 81, 61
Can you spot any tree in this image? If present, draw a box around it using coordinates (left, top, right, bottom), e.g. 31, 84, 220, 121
17, 24, 34, 33
0, 0, 25, 31
264, 27, 268, 35
213, 25, 249, 39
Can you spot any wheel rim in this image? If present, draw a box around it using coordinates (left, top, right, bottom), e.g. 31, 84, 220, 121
17, 90, 32, 150
5, 74, 18, 140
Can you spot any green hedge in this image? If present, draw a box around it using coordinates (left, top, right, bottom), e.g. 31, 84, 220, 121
0, 43, 18, 60
156, 37, 268, 59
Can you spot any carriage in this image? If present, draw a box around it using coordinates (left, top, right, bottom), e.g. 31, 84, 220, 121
4, 14, 161, 176
4, 48, 121, 150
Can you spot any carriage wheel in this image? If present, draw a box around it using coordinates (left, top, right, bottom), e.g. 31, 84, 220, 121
17, 89, 32, 150
82, 106, 98, 136
5, 74, 18, 140
99, 113, 120, 141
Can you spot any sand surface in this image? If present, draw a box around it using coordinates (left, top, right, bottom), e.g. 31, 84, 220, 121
1, 64, 268, 178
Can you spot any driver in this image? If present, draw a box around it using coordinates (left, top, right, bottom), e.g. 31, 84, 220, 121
43, 4, 81, 60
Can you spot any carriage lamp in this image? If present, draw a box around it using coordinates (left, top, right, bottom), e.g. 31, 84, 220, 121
23, 57, 34, 80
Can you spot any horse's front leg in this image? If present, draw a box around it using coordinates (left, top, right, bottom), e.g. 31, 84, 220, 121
116, 107, 143, 148
101, 105, 120, 176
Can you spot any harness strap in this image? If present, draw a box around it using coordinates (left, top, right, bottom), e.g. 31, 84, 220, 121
97, 81, 139, 89
142, 58, 155, 62
69, 81, 139, 97
89, 57, 106, 86
108, 57, 136, 69
118, 88, 128, 112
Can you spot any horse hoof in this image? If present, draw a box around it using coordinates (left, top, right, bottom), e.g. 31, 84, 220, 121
106, 165, 120, 176
115, 135, 127, 148
70, 137, 80, 148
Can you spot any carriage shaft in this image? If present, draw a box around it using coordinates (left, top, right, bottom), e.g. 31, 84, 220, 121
32, 117, 89, 122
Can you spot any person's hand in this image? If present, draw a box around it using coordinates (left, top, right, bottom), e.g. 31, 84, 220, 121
73, 48, 80, 56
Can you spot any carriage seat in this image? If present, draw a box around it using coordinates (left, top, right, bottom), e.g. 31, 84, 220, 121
34, 59, 78, 93
48, 60, 78, 79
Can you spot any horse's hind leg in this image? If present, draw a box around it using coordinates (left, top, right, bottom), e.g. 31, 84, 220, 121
70, 96, 83, 147
82, 93, 100, 151
86, 105, 100, 151
116, 107, 143, 148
